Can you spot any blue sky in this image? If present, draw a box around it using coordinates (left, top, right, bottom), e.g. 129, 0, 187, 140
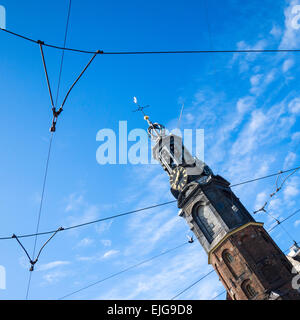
0, 0, 300, 300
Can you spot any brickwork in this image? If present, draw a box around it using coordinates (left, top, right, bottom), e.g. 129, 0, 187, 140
210, 224, 300, 300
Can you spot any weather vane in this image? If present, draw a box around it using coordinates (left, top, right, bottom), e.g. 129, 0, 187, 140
132, 96, 150, 116
132, 96, 165, 141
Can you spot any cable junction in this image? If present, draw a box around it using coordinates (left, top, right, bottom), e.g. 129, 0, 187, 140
12, 227, 63, 271
38, 40, 100, 132
254, 168, 300, 214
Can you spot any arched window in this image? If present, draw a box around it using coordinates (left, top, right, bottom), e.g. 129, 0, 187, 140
245, 284, 257, 298
193, 205, 217, 243
222, 250, 237, 279
242, 280, 257, 299
223, 251, 234, 264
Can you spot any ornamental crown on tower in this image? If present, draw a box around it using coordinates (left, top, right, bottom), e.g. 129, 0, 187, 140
135, 98, 213, 199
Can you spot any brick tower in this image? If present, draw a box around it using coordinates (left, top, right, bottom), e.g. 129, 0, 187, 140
144, 115, 300, 300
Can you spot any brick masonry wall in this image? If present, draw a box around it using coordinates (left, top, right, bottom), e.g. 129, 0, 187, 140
210, 224, 300, 300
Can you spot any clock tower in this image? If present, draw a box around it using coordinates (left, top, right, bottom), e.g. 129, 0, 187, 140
144, 114, 300, 300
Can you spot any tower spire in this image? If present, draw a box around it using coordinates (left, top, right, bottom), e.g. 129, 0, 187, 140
140, 99, 300, 300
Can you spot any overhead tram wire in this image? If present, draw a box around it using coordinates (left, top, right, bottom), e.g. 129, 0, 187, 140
2, 28, 300, 55
25, 131, 54, 300
267, 208, 300, 233
58, 241, 191, 300
171, 269, 215, 300
61, 237, 300, 300
211, 290, 227, 300
25, 0, 73, 300
1, 200, 299, 243
1, 200, 177, 241
55, 0, 72, 106
1, 166, 300, 242
229, 165, 300, 188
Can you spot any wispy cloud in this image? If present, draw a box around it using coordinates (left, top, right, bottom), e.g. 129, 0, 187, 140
37, 261, 70, 272
43, 271, 69, 284
76, 238, 94, 248
280, 0, 300, 49
102, 250, 119, 259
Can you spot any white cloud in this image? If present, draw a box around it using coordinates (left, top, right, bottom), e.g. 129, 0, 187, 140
76, 256, 95, 262
231, 109, 267, 156
236, 96, 255, 114
288, 97, 300, 114
280, 0, 300, 49
102, 250, 119, 259
43, 271, 68, 284
254, 192, 268, 211
284, 152, 297, 169
282, 59, 294, 72
268, 198, 281, 211
283, 177, 300, 200
65, 193, 84, 212
37, 261, 70, 272
101, 239, 112, 247
250, 69, 276, 95
76, 238, 94, 248
231, 39, 267, 73
250, 74, 262, 87
291, 131, 300, 143
294, 220, 300, 227
95, 244, 218, 300
76, 248, 119, 262
95, 220, 113, 235
270, 25, 282, 38
67, 204, 99, 228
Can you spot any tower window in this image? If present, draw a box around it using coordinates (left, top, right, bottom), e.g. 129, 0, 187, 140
193, 205, 218, 243
222, 250, 237, 279
223, 251, 234, 264
245, 284, 257, 298
242, 280, 257, 299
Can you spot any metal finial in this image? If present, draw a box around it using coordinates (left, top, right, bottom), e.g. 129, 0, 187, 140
132, 97, 165, 141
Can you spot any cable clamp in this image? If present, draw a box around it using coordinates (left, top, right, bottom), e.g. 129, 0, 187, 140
29, 259, 37, 272
50, 107, 63, 132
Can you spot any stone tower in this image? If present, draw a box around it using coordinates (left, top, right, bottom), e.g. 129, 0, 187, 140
144, 115, 300, 300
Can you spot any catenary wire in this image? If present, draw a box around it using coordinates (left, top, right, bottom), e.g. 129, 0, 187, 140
55, 0, 72, 106
267, 208, 300, 233
230, 166, 300, 187
58, 241, 190, 299
1, 166, 299, 241
0, 200, 177, 240
25, 0, 73, 299
211, 290, 227, 300
25, 132, 54, 299
171, 270, 215, 300
2, 28, 300, 55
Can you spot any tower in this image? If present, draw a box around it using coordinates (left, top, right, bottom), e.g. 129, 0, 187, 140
144, 114, 300, 300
